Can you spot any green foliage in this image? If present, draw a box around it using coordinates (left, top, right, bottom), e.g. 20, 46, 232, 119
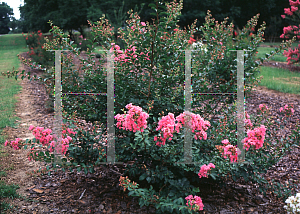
8, 17, 23, 34
66, 127, 107, 174
0, 2, 14, 34
4, 0, 299, 212
0, 181, 20, 198
23, 31, 54, 68
0, 171, 7, 177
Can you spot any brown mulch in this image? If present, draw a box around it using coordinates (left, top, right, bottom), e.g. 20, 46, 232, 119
263, 60, 300, 73
0, 53, 300, 214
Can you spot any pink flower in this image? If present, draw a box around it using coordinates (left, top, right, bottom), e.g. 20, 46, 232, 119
188, 37, 196, 44
4, 141, 9, 146
223, 145, 238, 162
175, 112, 210, 141
245, 118, 253, 128
155, 113, 176, 146
185, 195, 204, 211
198, 163, 215, 178
79, 43, 82, 45
284, 8, 293, 16
115, 103, 149, 133
221, 139, 229, 145
29, 125, 35, 131
141, 22, 146, 26
290, 0, 300, 6
283, 26, 293, 34
243, 125, 266, 151
291, 6, 298, 12
174, 29, 179, 32
281, 15, 286, 19
279, 104, 295, 116
259, 104, 269, 112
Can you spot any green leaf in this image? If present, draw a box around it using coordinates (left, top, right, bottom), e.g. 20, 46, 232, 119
148, 3, 156, 8
139, 173, 147, 181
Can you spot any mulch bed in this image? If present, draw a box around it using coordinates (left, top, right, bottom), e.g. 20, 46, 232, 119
263, 61, 300, 73
2, 53, 300, 214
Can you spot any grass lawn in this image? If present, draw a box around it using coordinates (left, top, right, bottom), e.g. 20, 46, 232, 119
255, 66, 300, 95
254, 42, 300, 96
255, 46, 289, 62
256, 42, 300, 63
0, 33, 26, 212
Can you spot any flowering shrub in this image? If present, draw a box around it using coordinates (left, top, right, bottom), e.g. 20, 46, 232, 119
113, 102, 299, 213
2, 0, 300, 212
4, 119, 107, 174
280, 0, 300, 64
22, 31, 53, 68
279, 103, 295, 117
285, 193, 300, 213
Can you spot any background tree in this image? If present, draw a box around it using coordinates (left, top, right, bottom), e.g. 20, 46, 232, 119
20, 0, 59, 33
0, 2, 14, 34
20, 0, 290, 41
8, 17, 23, 33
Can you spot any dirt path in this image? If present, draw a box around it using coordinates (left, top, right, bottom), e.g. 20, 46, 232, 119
0, 64, 54, 213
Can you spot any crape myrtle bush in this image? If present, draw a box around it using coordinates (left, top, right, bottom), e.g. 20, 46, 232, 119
3, 0, 300, 212
22, 31, 54, 68
280, 0, 300, 64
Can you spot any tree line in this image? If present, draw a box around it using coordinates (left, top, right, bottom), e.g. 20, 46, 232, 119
1, 0, 291, 40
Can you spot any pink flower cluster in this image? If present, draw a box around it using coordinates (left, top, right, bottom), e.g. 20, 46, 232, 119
185, 195, 204, 211
29, 125, 76, 156
30, 125, 53, 146
198, 163, 215, 178
176, 112, 211, 140
243, 125, 266, 151
282, 0, 300, 17
115, 103, 149, 133
188, 36, 196, 44
221, 139, 240, 163
280, 25, 300, 39
283, 46, 300, 64
280, 0, 300, 64
154, 112, 210, 147
109, 43, 150, 65
154, 113, 176, 146
5, 125, 76, 159
279, 104, 295, 116
259, 104, 269, 113
4, 138, 22, 150
244, 111, 253, 128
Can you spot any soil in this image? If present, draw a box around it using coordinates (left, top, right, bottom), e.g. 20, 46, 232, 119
0, 52, 299, 214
